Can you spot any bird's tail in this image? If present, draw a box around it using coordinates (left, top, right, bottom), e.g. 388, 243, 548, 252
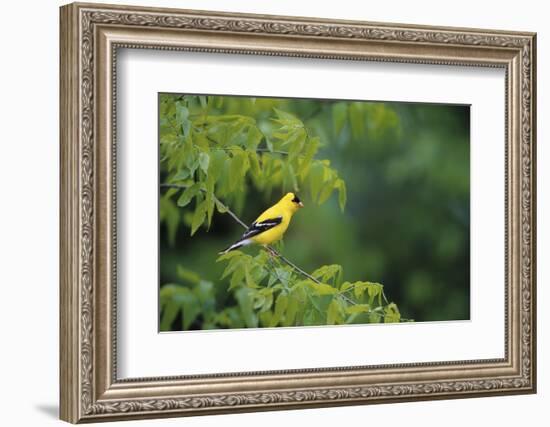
219, 239, 250, 255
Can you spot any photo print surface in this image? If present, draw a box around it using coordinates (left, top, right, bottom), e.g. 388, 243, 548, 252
158, 94, 470, 332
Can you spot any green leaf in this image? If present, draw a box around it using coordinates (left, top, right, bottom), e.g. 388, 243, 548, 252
311, 265, 343, 285
229, 266, 246, 290
327, 298, 344, 325
177, 183, 201, 207
273, 267, 292, 288
194, 131, 210, 151
176, 265, 201, 285
267, 270, 279, 287
352, 282, 365, 299
244, 265, 260, 288
273, 107, 300, 124
160, 284, 201, 331
306, 281, 337, 296
246, 126, 263, 150
166, 135, 188, 172
160, 300, 179, 331
195, 281, 215, 315
317, 178, 335, 205
255, 288, 274, 312
216, 306, 244, 329
282, 162, 298, 192
340, 281, 353, 292
265, 138, 274, 152
384, 303, 401, 323
335, 179, 347, 211
287, 129, 306, 156
253, 294, 266, 310
159, 196, 179, 246
235, 288, 258, 328
163, 187, 178, 199
303, 308, 316, 326
248, 150, 261, 179
221, 257, 244, 280
172, 169, 190, 181
198, 95, 207, 109
198, 152, 210, 174
216, 251, 242, 263
214, 198, 228, 213
228, 148, 245, 191
345, 304, 371, 315
159, 283, 176, 304
176, 103, 190, 136
176, 288, 200, 329
367, 282, 384, 306
190, 200, 207, 235
283, 294, 299, 326
270, 293, 288, 327
259, 310, 272, 327
205, 174, 215, 228
298, 136, 319, 180
309, 161, 325, 202
208, 150, 228, 182
212, 96, 223, 109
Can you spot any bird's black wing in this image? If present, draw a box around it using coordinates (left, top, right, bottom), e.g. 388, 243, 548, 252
240, 216, 283, 240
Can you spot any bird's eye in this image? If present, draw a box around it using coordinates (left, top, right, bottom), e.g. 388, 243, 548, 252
292, 195, 301, 204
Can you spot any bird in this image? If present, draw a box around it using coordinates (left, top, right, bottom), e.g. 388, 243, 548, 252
220, 192, 304, 254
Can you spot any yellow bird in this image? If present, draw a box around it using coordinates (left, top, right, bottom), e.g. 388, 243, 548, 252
220, 192, 304, 254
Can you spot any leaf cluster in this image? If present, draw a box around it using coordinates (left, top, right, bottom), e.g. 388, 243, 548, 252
160, 255, 403, 330
159, 95, 346, 244
212, 251, 401, 328
158, 95, 407, 330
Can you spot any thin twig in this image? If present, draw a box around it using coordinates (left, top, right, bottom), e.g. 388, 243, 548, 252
272, 252, 356, 306
211, 146, 292, 156
160, 183, 248, 228
264, 254, 290, 290
204, 134, 301, 157
161, 183, 349, 297
161, 183, 396, 314
215, 198, 248, 229
260, 247, 356, 306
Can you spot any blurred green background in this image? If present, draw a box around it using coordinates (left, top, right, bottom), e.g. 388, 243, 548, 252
160, 95, 470, 326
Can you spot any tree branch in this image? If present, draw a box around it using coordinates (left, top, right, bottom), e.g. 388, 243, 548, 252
211, 146, 292, 156
266, 248, 357, 307
262, 248, 356, 305
160, 183, 248, 228
160, 184, 406, 316
161, 183, 356, 306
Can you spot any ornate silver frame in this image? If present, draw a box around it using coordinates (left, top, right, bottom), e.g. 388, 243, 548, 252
60, 2, 536, 423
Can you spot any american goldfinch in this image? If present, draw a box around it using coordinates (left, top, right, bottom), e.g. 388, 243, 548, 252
220, 192, 304, 254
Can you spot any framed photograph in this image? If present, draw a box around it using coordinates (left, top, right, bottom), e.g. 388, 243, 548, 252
60, 2, 537, 423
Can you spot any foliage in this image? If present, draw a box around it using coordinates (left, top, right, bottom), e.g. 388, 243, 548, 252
158, 94, 403, 330
215, 251, 401, 327
159, 95, 347, 243
160, 254, 401, 330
